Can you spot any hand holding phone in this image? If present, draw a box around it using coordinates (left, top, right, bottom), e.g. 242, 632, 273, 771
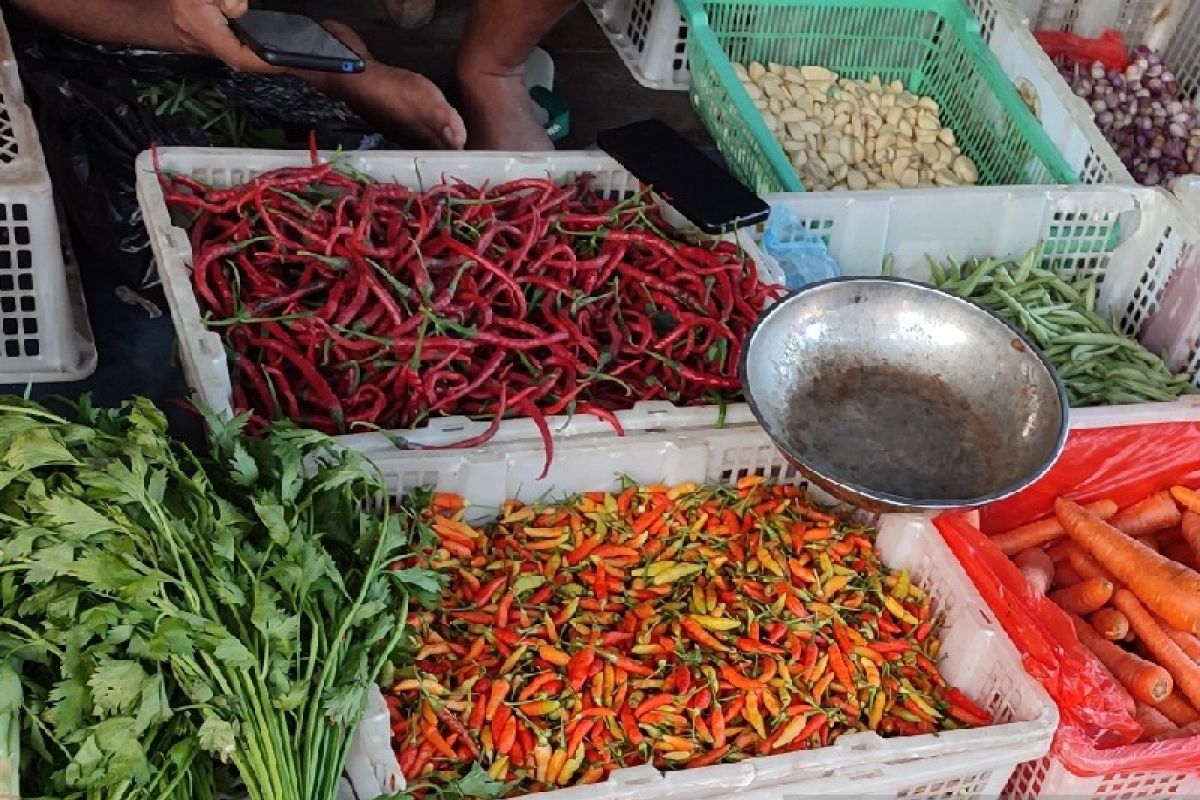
170, 0, 275, 73
230, 10, 366, 74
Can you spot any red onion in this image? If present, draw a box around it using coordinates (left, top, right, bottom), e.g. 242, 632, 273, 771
1052, 44, 1200, 186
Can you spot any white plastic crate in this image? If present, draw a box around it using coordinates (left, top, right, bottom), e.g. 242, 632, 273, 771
134, 147, 781, 451
344, 425, 1057, 800
974, 0, 1133, 184
760, 184, 1200, 425
584, 0, 690, 90
0, 9, 96, 383
1006, 752, 1200, 800
1175, 174, 1200, 217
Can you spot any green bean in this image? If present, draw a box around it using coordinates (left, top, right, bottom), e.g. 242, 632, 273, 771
1013, 246, 1038, 283
947, 255, 964, 283
915, 245, 1196, 408
1070, 344, 1121, 362
881, 254, 895, 277
926, 255, 946, 285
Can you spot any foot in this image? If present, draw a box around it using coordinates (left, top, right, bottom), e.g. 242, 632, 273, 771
384, 0, 437, 29
319, 21, 466, 149
458, 66, 554, 151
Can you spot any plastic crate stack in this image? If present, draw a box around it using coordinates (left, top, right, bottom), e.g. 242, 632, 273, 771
0, 8, 94, 383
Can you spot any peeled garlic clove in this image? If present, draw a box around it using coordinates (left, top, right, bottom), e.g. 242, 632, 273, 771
800, 65, 836, 82
934, 168, 960, 186
954, 154, 979, 184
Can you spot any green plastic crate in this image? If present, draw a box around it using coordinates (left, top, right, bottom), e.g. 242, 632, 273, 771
679, 0, 1078, 193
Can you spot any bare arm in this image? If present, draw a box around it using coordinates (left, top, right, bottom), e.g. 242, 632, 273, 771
8, 0, 272, 71
9, 0, 185, 50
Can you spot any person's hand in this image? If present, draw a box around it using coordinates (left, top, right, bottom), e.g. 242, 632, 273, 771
170, 0, 278, 72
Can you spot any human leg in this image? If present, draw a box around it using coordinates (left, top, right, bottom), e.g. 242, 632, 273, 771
457, 0, 578, 150
384, 0, 437, 29
301, 21, 466, 149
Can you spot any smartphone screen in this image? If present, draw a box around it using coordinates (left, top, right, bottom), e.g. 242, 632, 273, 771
232, 10, 365, 72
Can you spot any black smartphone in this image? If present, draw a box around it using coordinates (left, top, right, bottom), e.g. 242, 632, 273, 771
230, 10, 366, 74
597, 119, 770, 234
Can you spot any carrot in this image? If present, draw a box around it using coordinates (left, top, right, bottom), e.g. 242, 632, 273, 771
1159, 526, 1184, 546
1065, 542, 1112, 582
1183, 512, 1200, 568
1049, 541, 1078, 563
1053, 559, 1081, 588
1135, 702, 1178, 740
1013, 548, 1054, 596
1056, 497, 1200, 634
1150, 720, 1200, 741
1155, 691, 1200, 726
1134, 534, 1160, 552
990, 499, 1119, 555
1089, 607, 1130, 640
1050, 576, 1114, 616
1069, 612, 1173, 704
1113, 589, 1200, 709
1171, 486, 1200, 514
1161, 623, 1200, 665
1165, 540, 1196, 571
1112, 491, 1181, 537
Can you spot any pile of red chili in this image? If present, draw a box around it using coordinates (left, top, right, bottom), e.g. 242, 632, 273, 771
386, 479, 992, 797
160, 159, 784, 459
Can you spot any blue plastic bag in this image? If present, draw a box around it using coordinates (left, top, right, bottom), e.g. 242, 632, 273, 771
761, 207, 841, 290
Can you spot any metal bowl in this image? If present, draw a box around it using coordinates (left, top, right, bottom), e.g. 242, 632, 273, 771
740, 277, 1068, 512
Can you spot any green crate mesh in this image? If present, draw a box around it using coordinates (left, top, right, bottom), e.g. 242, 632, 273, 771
681, 0, 1077, 194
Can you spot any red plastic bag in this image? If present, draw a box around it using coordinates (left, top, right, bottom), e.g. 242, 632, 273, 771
934, 514, 1139, 748
982, 421, 1200, 534
938, 420, 1200, 776
1035, 28, 1130, 71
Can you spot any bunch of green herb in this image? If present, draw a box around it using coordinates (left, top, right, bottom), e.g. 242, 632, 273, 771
0, 396, 439, 800
136, 79, 287, 149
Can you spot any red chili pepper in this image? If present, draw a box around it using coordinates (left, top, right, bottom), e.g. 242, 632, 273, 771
566, 648, 597, 692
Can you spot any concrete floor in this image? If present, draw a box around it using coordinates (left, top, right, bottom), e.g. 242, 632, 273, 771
263, 0, 711, 148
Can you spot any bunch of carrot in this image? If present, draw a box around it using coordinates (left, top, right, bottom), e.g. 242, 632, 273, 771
992, 484, 1200, 741
386, 480, 991, 797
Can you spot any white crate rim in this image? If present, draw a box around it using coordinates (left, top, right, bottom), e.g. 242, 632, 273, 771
345, 425, 1058, 800
136, 147, 783, 451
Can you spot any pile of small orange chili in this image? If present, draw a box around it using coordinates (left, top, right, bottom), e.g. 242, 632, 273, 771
386, 478, 991, 797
